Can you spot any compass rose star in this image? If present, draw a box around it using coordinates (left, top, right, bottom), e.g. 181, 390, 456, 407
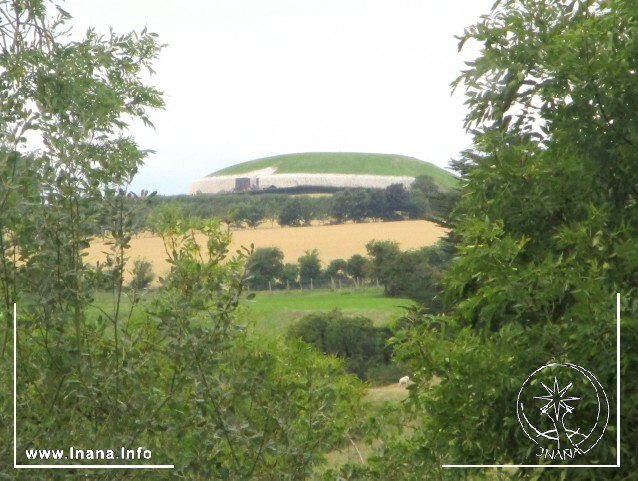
534, 376, 580, 421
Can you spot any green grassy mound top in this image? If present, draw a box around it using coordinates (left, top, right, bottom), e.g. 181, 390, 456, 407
210, 152, 458, 189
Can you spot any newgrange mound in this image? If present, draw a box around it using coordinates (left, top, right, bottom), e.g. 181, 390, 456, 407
188, 152, 457, 195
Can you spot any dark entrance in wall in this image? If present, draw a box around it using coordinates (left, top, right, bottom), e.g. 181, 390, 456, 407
235, 177, 251, 191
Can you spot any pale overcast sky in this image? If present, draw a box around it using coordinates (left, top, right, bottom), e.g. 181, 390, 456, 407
63, 1, 494, 195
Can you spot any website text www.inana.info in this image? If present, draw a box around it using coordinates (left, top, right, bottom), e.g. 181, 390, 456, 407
24, 446, 152, 462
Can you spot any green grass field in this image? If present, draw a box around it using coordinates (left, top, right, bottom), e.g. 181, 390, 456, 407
210, 152, 459, 190
241, 287, 414, 337
85, 291, 148, 326
86, 287, 414, 339
364, 384, 410, 409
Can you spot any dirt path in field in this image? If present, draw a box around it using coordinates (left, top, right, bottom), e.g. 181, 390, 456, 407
86, 220, 447, 279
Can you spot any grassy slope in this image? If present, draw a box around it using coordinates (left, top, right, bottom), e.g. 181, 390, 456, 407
210, 152, 459, 190
241, 287, 414, 338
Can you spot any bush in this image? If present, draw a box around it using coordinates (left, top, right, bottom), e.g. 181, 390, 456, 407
324, 258, 348, 282
232, 202, 265, 228
129, 258, 155, 290
287, 310, 401, 384
366, 240, 451, 308
346, 254, 369, 284
364, 362, 408, 387
246, 247, 285, 290
281, 262, 299, 287
278, 197, 313, 226
298, 249, 322, 285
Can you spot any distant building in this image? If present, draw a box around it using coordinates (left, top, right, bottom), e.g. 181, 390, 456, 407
189, 172, 414, 195
234, 177, 252, 191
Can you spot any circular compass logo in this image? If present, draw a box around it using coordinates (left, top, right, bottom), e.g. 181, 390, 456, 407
517, 363, 609, 461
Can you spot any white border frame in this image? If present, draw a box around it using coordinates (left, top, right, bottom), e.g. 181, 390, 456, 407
441, 293, 621, 469
13, 303, 174, 469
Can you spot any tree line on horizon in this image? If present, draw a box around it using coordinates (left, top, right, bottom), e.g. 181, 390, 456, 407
115, 176, 459, 234
245, 236, 454, 306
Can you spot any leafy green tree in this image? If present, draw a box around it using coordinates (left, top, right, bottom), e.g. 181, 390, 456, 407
333, 1, 638, 478
260, 195, 282, 227
382, 183, 412, 219
365, 240, 403, 296
365, 240, 446, 305
331, 189, 372, 223
129, 258, 155, 290
281, 262, 300, 287
367, 189, 388, 220
298, 249, 322, 285
346, 253, 369, 283
408, 177, 435, 219
330, 191, 350, 223
1, 1, 162, 343
246, 246, 285, 290
143, 218, 365, 478
324, 315, 392, 381
410, 175, 459, 223
0, 4, 365, 480
278, 197, 312, 226
0, 1, 163, 478
401, 247, 444, 305
233, 202, 265, 228
407, 187, 431, 219
411, 175, 438, 195
0, 151, 39, 353
288, 310, 397, 383
287, 312, 330, 351
325, 258, 348, 282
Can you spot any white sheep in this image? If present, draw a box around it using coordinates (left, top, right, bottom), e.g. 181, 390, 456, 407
398, 375, 410, 387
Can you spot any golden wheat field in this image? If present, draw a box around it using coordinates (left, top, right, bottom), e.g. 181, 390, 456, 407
86, 220, 447, 279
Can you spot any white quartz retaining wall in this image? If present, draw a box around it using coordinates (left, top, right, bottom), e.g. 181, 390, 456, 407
188, 173, 414, 194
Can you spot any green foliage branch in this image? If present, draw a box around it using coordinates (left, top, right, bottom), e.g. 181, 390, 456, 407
330, 1, 638, 479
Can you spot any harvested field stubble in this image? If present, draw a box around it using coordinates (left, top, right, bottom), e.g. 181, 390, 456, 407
86, 220, 447, 280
